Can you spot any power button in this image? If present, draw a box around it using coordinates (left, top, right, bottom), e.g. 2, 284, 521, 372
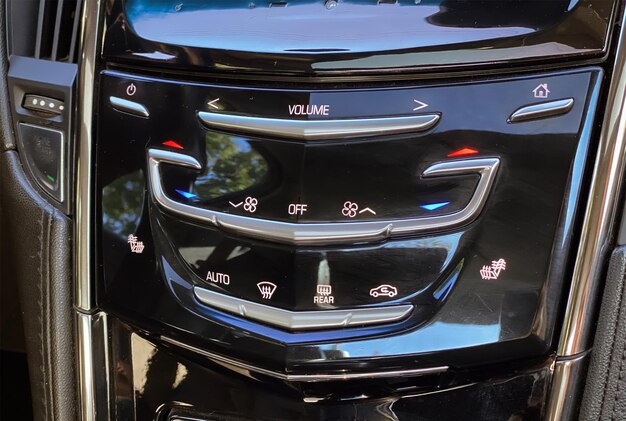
126, 83, 137, 96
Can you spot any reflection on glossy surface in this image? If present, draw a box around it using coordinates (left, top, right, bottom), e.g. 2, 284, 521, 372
102, 170, 145, 237
111, 319, 551, 420
105, 0, 613, 75
195, 133, 269, 199
126, 0, 534, 53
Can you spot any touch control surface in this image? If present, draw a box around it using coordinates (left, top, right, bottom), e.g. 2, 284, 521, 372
97, 68, 602, 373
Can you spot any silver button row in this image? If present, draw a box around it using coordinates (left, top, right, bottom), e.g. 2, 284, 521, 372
194, 286, 413, 331
110, 95, 574, 126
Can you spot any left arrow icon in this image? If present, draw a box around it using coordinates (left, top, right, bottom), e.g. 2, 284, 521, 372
208, 98, 220, 109
413, 99, 428, 112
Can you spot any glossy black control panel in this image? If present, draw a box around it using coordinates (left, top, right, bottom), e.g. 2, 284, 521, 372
97, 68, 601, 373
103, 0, 615, 76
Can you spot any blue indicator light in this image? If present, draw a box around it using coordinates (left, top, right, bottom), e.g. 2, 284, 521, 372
420, 202, 450, 211
176, 189, 197, 199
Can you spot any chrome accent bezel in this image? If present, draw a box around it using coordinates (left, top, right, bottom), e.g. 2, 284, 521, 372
198, 111, 441, 140
194, 286, 413, 330
109, 96, 150, 118
509, 98, 575, 122
148, 149, 500, 245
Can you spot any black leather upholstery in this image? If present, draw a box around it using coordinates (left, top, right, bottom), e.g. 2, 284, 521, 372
0, 0, 15, 153
0, 0, 77, 417
581, 246, 626, 421
0, 150, 76, 421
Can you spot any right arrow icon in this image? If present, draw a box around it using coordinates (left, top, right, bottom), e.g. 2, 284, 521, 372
413, 99, 428, 112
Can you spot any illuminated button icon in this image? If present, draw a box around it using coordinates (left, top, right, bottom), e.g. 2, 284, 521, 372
257, 281, 277, 300
243, 197, 258, 213
206, 271, 231, 285
162, 140, 184, 149
448, 147, 478, 157
207, 98, 220, 109
532, 83, 550, 99
420, 202, 450, 211
127, 234, 145, 254
413, 99, 429, 112
480, 258, 507, 280
369, 284, 398, 298
314, 285, 334, 304
359, 207, 376, 215
288, 203, 308, 215
176, 189, 197, 199
342, 201, 359, 218
126, 83, 137, 96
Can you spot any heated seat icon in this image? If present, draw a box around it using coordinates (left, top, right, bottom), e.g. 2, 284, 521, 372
257, 281, 277, 300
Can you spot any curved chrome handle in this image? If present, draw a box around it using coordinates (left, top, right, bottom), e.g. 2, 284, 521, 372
148, 148, 500, 245
197, 112, 440, 140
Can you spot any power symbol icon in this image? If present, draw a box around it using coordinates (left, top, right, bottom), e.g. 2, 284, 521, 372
126, 83, 137, 96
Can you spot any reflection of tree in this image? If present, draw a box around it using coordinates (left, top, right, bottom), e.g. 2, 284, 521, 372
102, 170, 145, 237
194, 132, 268, 198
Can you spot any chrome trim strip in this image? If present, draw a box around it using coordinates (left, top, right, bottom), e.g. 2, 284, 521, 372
161, 336, 448, 382
75, 0, 100, 311
76, 313, 95, 421
148, 149, 500, 245
109, 96, 150, 118
194, 286, 413, 330
548, 8, 626, 420
545, 353, 590, 421
75, 1, 103, 421
77, 312, 110, 421
198, 112, 440, 140
557, 9, 626, 357
509, 98, 574, 122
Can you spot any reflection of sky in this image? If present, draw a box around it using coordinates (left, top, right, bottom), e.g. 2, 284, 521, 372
127, 3, 533, 54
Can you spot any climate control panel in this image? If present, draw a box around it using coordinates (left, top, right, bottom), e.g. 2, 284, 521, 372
96, 67, 602, 373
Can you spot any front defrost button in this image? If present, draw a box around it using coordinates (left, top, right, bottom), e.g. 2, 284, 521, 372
18, 123, 64, 202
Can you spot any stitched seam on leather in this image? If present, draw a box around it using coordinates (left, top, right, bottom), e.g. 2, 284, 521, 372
38, 208, 49, 421
611, 341, 626, 420
600, 264, 625, 419
45, 212, 54, 420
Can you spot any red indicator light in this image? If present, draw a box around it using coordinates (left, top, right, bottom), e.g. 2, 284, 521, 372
163, 140, 184, 150
448, 147, 478, 157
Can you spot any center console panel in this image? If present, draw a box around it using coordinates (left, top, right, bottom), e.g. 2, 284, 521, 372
93, 1, 619, 419
98, 68, 601, 375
